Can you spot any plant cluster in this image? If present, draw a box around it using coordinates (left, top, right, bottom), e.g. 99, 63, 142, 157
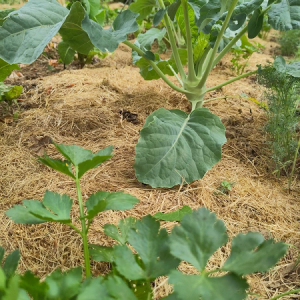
231, 35, 264, 75
258, 56, 300, 176
0, 0, 299, 188
2, 142, 293, 300
279, 29, 300, 57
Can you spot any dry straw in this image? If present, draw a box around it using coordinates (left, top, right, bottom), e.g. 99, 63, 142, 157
0, 35, 299, 299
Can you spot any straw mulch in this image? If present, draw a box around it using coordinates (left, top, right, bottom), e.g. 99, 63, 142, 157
0, 35, 299, 299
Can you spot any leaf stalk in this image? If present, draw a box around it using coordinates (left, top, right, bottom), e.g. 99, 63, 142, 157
75, 166, 91, 278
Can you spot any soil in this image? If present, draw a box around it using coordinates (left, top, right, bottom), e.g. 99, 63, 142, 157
0, 22, 299, 300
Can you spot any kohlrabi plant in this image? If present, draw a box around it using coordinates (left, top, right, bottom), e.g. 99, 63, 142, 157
5, 141, 140, 277
4, 202, 294, 299
0, 0, 299, 188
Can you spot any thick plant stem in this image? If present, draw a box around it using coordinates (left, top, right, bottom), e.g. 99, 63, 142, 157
157, 0, 186, 80
213, 26, 248, 68
269, 289, 300, 300
181, 0, 197, 82
197, 0, 240, 89
123, 40, 191, 95
205, 70, 257, 93
75, 166, 91, 278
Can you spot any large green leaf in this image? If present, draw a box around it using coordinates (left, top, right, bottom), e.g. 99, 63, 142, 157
6, 191, 73, 224
168, 271, 248, 300
114, 216, 179, 280
114, 245, 146, 280
0, 0, 69, 64
153, 205, 192, 222
134, 108, 226, 188
127, 215, 180, 279
59, 2, 94, 55
82, 10, 139, 53
0, 59, 20, 81
129, 0, 156, 20
169, 208, 228, 271
105, 276, 138, 300
58, 41, 75, 65
273, 56, 300, 78
85, 191, 139, 220
222, 232, 288, 275
268, 0, 300, 31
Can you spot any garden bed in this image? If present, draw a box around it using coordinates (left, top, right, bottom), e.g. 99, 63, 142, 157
0, 31, 300, 298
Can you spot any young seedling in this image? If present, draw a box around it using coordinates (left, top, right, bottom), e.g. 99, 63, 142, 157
0, 0, 299, 187
5, 141, 139, 277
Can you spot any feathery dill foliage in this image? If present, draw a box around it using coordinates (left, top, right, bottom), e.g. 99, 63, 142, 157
279, 29, 300, 56
258, 62, 300, 176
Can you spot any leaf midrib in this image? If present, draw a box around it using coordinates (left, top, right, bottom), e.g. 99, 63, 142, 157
143, 114, 191, 177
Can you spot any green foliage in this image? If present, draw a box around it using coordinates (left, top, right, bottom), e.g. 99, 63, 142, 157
2, 204, 290, 299
279, 29, 300, 56
216, 180, 235, 195
258, 56, 300, 176
6, 141, 139, 279
0, 0, 300, 188
153, 205, 192, 221
134, 108, 226, 187
230, 35, 264, 75
0, 82, 23, 107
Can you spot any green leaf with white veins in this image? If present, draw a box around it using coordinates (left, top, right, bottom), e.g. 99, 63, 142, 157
0, 0, 69, 64
168, 271, 248, 300
134, 108, 226, 188
5, 191, 73, 224
170, 208, 228, 271
82, 10, 139, 53
268, 0, 300, 31
59, 2, 94, 55
58, 41, 75, 65
222, 232, 288, 275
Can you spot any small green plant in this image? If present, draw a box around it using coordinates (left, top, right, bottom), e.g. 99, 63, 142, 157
216, 180, 235, 195
258, 56, 300, 176
3, 142, 299, 299
231, 35, 264, 75
4, 201, 294, 299
279, 29, 300, 57
5, 141, 139, 277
